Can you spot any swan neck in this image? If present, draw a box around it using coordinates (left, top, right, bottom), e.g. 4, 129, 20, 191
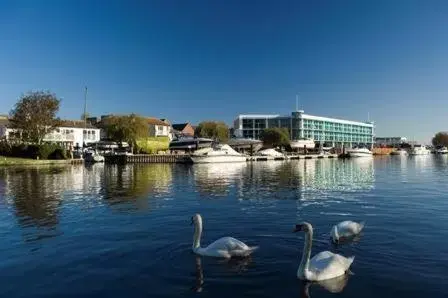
193, 220, 202, 250
298, 228, 313, 278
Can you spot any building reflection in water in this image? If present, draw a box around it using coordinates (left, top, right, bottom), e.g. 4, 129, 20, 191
192, 163, 247, 197
192, 159, 375, 202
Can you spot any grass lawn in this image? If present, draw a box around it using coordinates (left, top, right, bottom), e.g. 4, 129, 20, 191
0, 156, 73, 166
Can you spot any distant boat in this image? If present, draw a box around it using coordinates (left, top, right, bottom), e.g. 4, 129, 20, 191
435, 146, 448, 154
256, 148, 286, 157
83, 150, 104, 163
290, 138, 315, 150
409, 145, 430, 155
227, 138, 263, 152
346, 147, 373, 158
169, 136, 213, 151
189, 144, 247, 163
390, 148, 408, 156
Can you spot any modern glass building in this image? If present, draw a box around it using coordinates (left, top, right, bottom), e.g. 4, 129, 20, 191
233, 110, 375, 148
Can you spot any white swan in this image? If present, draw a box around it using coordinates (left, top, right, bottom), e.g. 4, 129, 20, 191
191, 214, 258, 258
294, 222, 354, 281
330, 220, 365, 243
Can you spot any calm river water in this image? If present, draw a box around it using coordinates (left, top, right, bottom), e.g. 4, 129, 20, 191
0, 156, 447, 297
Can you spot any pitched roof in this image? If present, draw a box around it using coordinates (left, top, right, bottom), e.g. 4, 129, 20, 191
147, 118, 170, 126
172, 123, 191, 131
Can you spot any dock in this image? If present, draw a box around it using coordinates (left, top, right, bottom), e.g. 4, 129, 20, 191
104, 153, 339, 164
104, 154, 191, 164
247, 154, 338, 161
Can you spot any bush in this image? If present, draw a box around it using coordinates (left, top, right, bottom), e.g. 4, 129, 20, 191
38, 144, 55, 159
0, 142, 68, 160
136, 137, 169, 154
0, 141, 12, 156
48, 148, 67, 160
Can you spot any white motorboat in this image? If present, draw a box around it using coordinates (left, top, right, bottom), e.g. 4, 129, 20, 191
254, 148, 288, 160
435, 146, 448, 154
227, 138, 263, 152
346, 147, 373, 157
189, 144, 247, 163
290, 138, 315, 150
390, 148, 408, 156
84, 150, 105, 163
256, 148, 285, 157
169, 136, 214, 151
409, 144, 430, 155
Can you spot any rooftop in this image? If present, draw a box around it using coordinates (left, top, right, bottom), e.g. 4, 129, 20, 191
147, 117, 170, 126
172, 123, 191, 131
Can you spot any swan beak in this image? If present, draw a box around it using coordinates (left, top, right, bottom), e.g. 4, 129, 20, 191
293, 224, 303, 233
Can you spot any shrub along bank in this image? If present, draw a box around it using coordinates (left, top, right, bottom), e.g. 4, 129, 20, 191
136, 137, 170, 154
0, 141, 69, 160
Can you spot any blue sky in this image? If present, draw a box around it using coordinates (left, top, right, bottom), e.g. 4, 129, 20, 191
1, 0, 447, 143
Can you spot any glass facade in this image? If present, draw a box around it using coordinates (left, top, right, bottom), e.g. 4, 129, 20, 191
234, 111, 374, 147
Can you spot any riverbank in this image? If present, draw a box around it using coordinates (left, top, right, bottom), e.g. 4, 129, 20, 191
0, 156, 83, 166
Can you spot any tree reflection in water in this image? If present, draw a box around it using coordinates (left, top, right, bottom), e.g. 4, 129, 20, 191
1, 166, 70, 242
101, 164, 173, 211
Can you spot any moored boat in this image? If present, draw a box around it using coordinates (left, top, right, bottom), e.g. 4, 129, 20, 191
169, 136, 213, 151
409, 144, 430, 155
390, 148, 408, 156
346, 147, 373, 157
189, 144, 247, 163
435, 146, 448, 154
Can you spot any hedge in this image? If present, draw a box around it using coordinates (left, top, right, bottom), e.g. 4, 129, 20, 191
0, 141, 69, 160
136, 137, 169, 154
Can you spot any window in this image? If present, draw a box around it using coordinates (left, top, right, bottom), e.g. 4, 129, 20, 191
242, 119, 253, 129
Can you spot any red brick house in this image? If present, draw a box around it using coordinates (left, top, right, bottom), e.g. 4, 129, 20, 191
172, 123, 195, 137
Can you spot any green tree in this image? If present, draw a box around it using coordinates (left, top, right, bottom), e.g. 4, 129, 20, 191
9, 91, 61, 144
102, 114, 148, 152
195, 121, 229, 143
260, 128, 290, 148
432, 132, 448, 147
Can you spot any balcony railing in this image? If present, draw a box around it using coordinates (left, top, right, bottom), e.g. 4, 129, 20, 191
43, 133, 75, 142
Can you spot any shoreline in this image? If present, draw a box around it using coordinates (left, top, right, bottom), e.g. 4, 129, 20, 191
0, 156, 83, 166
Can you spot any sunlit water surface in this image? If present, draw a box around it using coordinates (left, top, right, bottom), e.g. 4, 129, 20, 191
0, 156, 447, 297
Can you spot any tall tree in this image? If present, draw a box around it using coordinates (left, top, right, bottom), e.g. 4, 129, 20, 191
9, 91, 61, 144
195, 121, 229, 143
260, 128, 290, 148
102, 114, 148, 152
432, 132, 448, 147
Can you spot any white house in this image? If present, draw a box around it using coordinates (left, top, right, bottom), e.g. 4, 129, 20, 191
43, 120, 101, 148
147, 118, 172, 140
0, 117, 101, 148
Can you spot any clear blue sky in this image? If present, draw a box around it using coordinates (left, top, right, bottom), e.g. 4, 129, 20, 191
1, 0, 447, 143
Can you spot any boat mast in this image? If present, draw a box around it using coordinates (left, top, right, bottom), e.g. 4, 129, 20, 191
83, 86, 88, 128
83, 86, 87, 147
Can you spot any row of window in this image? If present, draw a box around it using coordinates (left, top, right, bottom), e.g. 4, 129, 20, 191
241, 118, 372, 134
55, 128, 98, 135
304, 132, 372, 142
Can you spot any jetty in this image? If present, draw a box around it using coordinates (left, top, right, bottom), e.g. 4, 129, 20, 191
104, 153, 339, 164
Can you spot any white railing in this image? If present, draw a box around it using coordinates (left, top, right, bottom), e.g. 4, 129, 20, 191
43, 133, 75, 142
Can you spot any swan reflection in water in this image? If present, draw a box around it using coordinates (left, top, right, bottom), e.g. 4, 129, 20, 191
191, 255, 253, 292
330, 233, 363, 248
299, 273, 350, 298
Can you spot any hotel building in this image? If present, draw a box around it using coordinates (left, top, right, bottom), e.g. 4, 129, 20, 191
233, 110, 375, 148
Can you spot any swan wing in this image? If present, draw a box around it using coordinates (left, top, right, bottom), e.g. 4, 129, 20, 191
202, 237, 257, 258
308, 251, 354, 281
335, 221, 364, 237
